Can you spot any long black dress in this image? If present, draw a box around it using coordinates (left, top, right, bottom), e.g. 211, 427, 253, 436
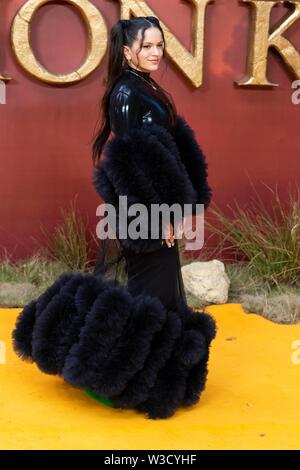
12, 63, 217, 420
100, 63, 187, 312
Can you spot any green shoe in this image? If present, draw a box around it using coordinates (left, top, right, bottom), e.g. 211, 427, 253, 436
83, 388, 115, 408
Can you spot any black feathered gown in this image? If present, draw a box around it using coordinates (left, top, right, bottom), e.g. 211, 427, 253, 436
12, 63, 217, 419
95, 64, 188, 312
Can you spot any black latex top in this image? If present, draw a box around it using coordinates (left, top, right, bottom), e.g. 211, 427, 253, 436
109, 63, 174, 136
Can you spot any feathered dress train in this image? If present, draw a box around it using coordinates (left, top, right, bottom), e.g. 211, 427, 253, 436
12, 267, 216, 419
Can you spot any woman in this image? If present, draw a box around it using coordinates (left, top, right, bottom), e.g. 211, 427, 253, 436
12, 16, 216, 420
92, 16, 211, 312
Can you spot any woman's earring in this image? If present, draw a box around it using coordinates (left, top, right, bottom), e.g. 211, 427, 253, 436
123, 57, 131, 66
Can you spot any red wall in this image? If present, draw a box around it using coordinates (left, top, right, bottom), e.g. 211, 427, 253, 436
0, 0, 299, 262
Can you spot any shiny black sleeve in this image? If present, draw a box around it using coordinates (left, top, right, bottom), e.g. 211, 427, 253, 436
109, 89, 143, 136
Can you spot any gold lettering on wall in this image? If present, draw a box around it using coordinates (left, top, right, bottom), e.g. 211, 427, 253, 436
0, 74, 12, 82
237, 0, 300, 86
11, 0, 107, 84
120, 0, 213, 87
6, 0, 300, 87
9, 0, 212, 87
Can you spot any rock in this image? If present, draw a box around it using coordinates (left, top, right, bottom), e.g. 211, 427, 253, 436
182, 259, 230, 305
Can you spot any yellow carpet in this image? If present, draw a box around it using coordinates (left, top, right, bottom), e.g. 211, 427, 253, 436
0, 304, 300, 450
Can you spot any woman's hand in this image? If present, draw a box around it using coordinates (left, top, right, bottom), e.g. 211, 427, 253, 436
163, 223, 175, 248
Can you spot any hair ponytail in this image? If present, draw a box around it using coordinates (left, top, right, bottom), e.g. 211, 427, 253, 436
90, 16, 176, 168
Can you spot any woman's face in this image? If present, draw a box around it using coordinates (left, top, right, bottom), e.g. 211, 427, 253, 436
123, 27, 164, 73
